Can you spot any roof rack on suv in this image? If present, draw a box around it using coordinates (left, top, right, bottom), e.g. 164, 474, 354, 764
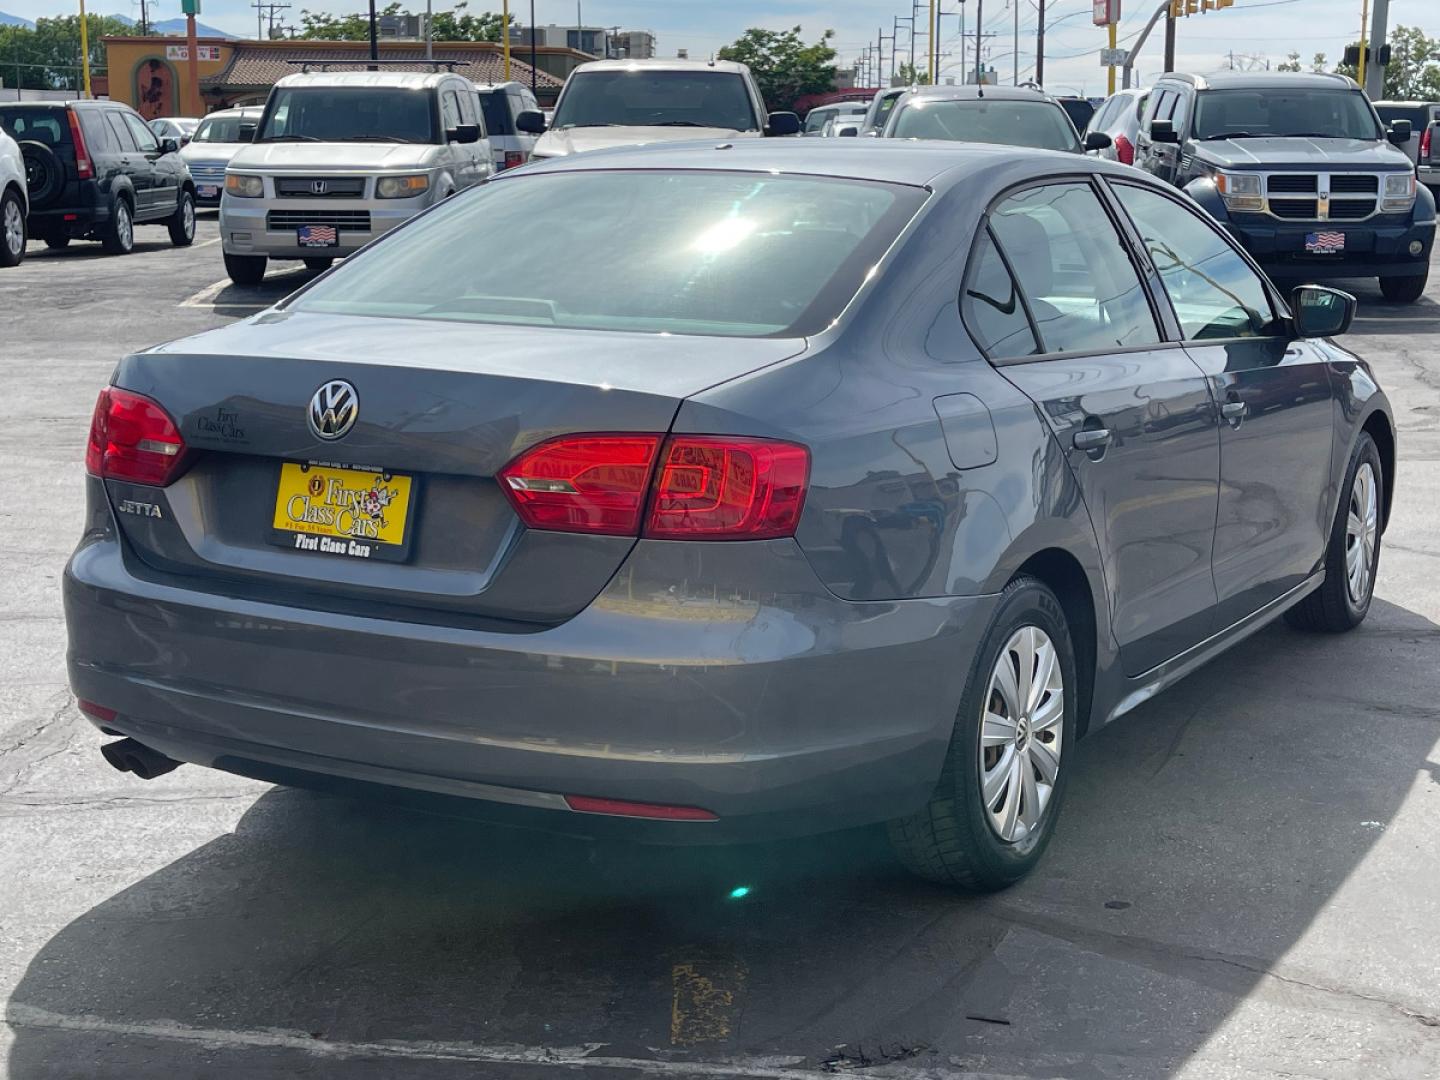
284, 59, 463, 73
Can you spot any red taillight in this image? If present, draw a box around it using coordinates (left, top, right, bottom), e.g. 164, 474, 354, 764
86, 387, 187, 486
498, 433, 662, 535
497, 433, 810, 540
1115, 134, 1134, 166
564, 794, 718, 821
1421, 125, 1433, 164
67, 108, 93, 180
645, 436, 809, 540
504, 150, 526, 169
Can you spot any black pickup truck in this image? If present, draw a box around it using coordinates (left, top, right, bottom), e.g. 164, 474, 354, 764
1134, 70, 1434, 303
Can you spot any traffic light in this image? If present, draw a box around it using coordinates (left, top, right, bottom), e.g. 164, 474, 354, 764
1344, 44, 1361, 66
1377, 44, 1391, 65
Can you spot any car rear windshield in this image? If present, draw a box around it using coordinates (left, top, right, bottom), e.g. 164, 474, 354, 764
891, 99, 1080, 151
192, 114, 254, 143
552, 71, 759, 132
257, 87, 438, 144
1193, 89, 1381, 140
290, 170, 924, 338
477, 91, 515, 135
0, 107, 69, 146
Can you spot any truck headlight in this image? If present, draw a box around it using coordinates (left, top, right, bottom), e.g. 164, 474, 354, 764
1382, 171, 1416, 211
1215, 171, 1263, 212
376, 174, 430, 199
224, 173, 264, 198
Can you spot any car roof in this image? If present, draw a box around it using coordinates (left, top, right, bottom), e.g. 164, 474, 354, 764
274, 70, 460, 90
896, 84, 1061, 104
473, 81, 534, 93
569, 58, 752, 76
1159, 70, 1359, 91
510, 137, 1138, 190
202, 106, 263, 118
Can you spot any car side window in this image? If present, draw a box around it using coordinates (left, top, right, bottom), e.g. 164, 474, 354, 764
123, 112, 159, 152
988, 182, 1161, 355
1111, 182, 1280, 340
78, 110, 112, 152
441, 90, 462, 131
1169, 90, 1190, 134
106, 112, 138, 152
961, 229, 1041, 360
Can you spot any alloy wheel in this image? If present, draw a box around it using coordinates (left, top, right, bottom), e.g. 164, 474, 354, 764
2, 199, 21, 257
182, 197, 194, 240
979, 625, 1064, 843
1345, 462, 1378, 603
117, 204, 133, 250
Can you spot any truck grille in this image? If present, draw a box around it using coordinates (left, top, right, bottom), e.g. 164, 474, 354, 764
266, 209, 371, 232
275, 176, 367, 199
1262, 173, 1379, 221
188, 162, 227, 184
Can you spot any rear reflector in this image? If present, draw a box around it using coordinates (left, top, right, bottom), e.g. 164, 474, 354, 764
499, 433, 662, 535
504, 150, 526, 169
86, 387, 187, 487
1114, 134, 1134, 166
646, 436, 809, 540
77, 700, 118, 723
498, 433, 810, 540
66, 108, 93, 180
564, 795, 718, 821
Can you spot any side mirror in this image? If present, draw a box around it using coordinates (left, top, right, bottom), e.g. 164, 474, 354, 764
1149, 119, 1179, 144
159, 136, 180, 154
766, 111, 802, 137
449, 123, 481, 144
239, 122, 258, 142
1387, 118, 1412, 145
1291, 284, 1356, 338
516, 109, 547, 135
1083, 130, 1113, 151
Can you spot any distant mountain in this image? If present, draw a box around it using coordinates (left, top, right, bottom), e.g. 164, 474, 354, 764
0, 10, 36, 28
107, 13, 236, 37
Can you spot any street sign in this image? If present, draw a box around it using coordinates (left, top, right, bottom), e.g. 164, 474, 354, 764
1093, 0, 1120, 26
1100, 47, 1129, 65
181, 0, 201, 13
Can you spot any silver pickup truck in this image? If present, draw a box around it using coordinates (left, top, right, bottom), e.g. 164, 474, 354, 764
220, 68, 492, 284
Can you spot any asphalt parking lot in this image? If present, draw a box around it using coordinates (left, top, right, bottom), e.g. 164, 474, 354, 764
2, 214, 1439, 1080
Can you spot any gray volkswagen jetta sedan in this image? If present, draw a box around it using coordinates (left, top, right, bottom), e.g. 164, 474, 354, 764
67, 141, 1393, 891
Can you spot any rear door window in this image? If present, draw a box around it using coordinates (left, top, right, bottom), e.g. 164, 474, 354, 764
988, 182, 1161, 355
106, 112, 138, 152
479, 91, 514, 135
78, 109, 112, 152
123, 112, 159, 152
962, 229, 1040, 360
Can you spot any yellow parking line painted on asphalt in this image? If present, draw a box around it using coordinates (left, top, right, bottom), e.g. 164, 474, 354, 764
670, 960, 746, 1046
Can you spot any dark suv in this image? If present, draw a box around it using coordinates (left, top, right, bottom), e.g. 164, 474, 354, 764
1135, 71, 1434, 303
0, 100, 195, 255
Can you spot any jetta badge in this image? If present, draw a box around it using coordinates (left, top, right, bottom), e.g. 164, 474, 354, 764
308, 380, 358, 441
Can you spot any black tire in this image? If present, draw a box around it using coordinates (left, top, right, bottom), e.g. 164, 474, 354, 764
1379, 271, 1427, 303
19, 141, 62, 208
101, 197, 134, 255
43, 234, 70, 250
0, 188, 25, 267
1285, 432, 1383, 633
167, 189, 195, 247
223, 252, 267, 286
303, 257, 334, 271
888, 576, 1078, 891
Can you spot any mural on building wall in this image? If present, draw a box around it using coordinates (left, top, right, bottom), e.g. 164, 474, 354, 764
134, 59, 175, 120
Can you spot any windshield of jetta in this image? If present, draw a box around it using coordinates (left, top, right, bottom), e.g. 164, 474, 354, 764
1192, 89, 1382, 140
257, 87, 438, 144
552, 71, 760, 131
890, 99, 1080, 151
291, 170, 923, 337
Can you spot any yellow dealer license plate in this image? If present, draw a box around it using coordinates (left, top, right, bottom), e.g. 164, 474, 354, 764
270, 462, 415, 562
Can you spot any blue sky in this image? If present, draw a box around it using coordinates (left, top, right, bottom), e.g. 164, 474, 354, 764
6, 0, 1439, 97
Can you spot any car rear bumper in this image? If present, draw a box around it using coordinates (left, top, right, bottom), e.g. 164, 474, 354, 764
219, 198, 424, 259
27, 183, 110, 233
1419, 164, 1440, 189
65, 498, 992, 842
1224, 215, 1435, 278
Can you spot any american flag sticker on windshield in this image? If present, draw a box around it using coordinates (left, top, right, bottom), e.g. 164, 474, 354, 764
298, 224, 338, 248
1305, 231, 1345, 254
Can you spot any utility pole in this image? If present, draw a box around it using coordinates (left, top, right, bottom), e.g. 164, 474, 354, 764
1163, 10, 1175, 71
529, 0, 537, 94
974, 0, 984, 85
368, 0, 378, 65
138, 0, 149, 36
185, 0, 198, 113
1013, 0, 1019, 83
1036, 0, 1045, 86
1364, 0, 1388, 98
928, 0, 937, 82
424, 0, 432, 59
502, 0, 511, 78
78, 0, 92, 96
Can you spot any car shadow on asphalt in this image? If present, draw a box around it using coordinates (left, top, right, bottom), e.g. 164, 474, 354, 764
7, 598, 1439, 1078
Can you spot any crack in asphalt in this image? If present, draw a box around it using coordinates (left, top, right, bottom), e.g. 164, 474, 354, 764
0, 696, 77, 801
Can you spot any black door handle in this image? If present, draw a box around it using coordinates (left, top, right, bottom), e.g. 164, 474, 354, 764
1073, 428, 1113, 452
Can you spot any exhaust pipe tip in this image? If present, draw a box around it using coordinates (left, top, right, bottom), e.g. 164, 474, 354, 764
100, 738, 182, 781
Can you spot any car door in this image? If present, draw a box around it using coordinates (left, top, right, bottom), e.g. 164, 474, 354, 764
119, 111, 163, 218
438, 86, 469, 190
454, 82, 489, 185
103, 110, 143, 209
967, 179, 1222, 676
1109, 180, 1336, 627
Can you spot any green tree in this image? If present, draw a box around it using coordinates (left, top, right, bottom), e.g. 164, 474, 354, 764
717, 26, 838, 111
297, 3, 509, 42
0, 14, 130, 90
1333, 25, 1440, 98
896, 61, 931, 86
1276, 50, 1301, 72
1312, 52, 1327, 73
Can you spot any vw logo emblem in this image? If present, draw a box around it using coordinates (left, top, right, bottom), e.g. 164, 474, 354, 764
310, 179, 328, 195
308, 380, 358, 441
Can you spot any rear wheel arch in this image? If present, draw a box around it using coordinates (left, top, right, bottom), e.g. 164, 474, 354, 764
1011, 548, 1098, 738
